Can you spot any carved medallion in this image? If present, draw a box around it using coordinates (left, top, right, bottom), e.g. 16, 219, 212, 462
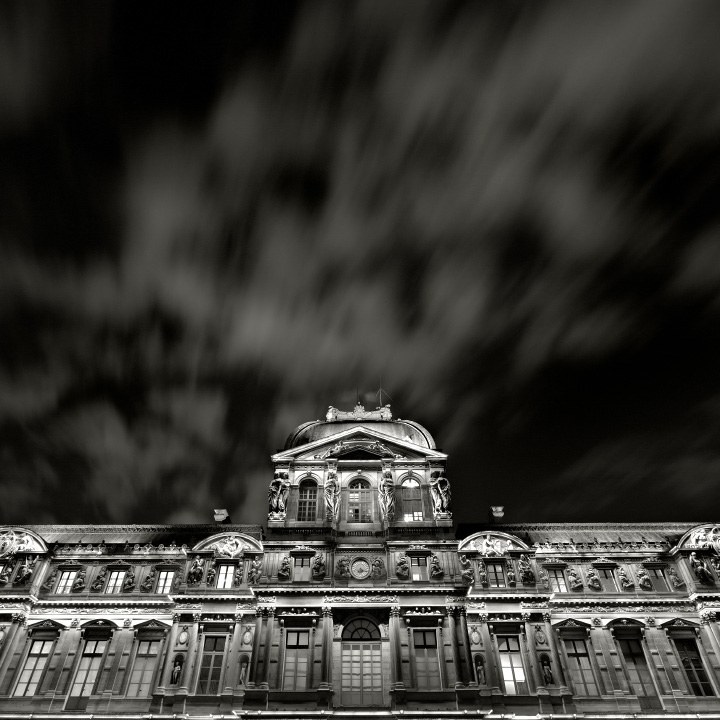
242, 629, 252, 645
351, 559, 371, 580
177, 627, 189, 646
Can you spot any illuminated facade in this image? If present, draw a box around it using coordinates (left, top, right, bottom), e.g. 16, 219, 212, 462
1, 405, 720, 717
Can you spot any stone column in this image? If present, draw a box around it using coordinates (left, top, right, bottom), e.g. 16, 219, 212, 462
458, 607, 475, 685
447, 607, 463, 687
319, 606, 333, 689
389, 605, 405, 689
158, 614, 180, 689
180, 614, 201, 691
479, 616, 498, 689
544, 613, 569, 691
523, 614, 544, 690
260, 606, 275, 688
225, 614, 244, 690
247, 608, 264, 687
0, 615, 26, 690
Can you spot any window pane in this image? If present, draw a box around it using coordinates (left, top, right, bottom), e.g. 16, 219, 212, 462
676, 638, 715, 696
127, 640, 160, 697
106, 571, 126, 594
564, 639, 598, 696
487, 563, 506, 588
297, 482, 318, 522
197, 637, 226, 694
156, 571, 174, 593
13, 639, 53, 697
70, 639, 107, 697
497, 635, 527, 695
56, 571, 77, 594
549, 570, 567, 592
216, 565, 234, 589
348, 482, 372, 523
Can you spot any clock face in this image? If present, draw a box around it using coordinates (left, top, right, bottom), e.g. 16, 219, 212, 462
177, 630, 189, 645
351, 558, 371, 580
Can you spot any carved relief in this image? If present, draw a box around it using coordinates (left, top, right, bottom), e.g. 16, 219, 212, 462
42, 568, 58, 591
395, 555, 410, 580
277, 556, 291, 581
0, 530, 45, 558
206, 563, 216, 586
689, 552, 714, 583
208, 536, 246, 559
90, 567, 107, 592
326, 404, 392, 422
13, 556, 35, 585
585, 568, 602, 590
667, 566, 685, 588
518, 554, 535, 584
635, 567, 653, 590
72, 568, 87, 592
506, 560, 516, 587
566, 567, 583, 590
0, 562, 13, 585
378, 471, 395, 522
314, 438, 403, 460
618, 567, 634, 590
140, 567, 156, 593
537, 566, 550, 589
370, 557, 385, 579
312, 554, 326, 580
123, 566, 136, 592
247, 558, 263, 585
430, 554, 444, 579
460, 555, 475, 585
234, 566, 244, 587
470, 533, 524, 557
187, 557, 204, 585
324, 471, 340, 523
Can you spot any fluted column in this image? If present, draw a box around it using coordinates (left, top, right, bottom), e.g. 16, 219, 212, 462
319, 605, 333, 689
225, 614, 244, 690
247, 608, 264, 687
389, 605, 405, 689
0, 615, 24, 674
523, 614, 544, 690
543, 613, 568, 690
180, 614, 201, 690
260, 606, 275, 688
447, 607, 462, 687
458, 607, 475, 685
479, 615, 498, 689
158, 614, 180, 689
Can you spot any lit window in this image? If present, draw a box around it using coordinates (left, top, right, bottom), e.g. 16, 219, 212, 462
497, 635, 527, 695
563, 638, 599, 696
648, 567, 668, 591
126, 640, 160, 697
70, 639, 107, 699
197, 636, 226, 694
486, 563, 506, 588
216, 565, 234, 590
294, 556, 311, 582
156, 571, 174, 594
105, 571, 126, 594
284, 630, 309, 690
414, 630, 440, 689
675, 638, 715, 696
13, 639, 53, 696
548, 569, 567, 592
297, 481, 317, 522
618, 638, 655, 697
411, 556, 427, 581
598, 568, 618, 591
347, 480, 372, 523
56, 571, 77, 594
402, 478, 423, 521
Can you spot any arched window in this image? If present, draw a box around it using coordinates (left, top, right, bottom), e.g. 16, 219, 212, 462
297, 480, 317, 522
401, 478, 422, 521
342, 618, 381, 640
341, 619, 382, 705
347, 479, 372, 523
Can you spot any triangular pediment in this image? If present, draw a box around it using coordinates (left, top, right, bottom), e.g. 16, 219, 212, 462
272, 426, 447, 463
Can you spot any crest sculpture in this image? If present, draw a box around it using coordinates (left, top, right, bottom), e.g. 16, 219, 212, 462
326, 403, 392, 421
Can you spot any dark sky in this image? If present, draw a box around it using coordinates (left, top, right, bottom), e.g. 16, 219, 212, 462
2, 0, 720, 527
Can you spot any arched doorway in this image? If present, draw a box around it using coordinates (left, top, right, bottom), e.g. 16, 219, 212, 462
340, 618, 383, 706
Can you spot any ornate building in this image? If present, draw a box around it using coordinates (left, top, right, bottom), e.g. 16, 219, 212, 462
1, 405, 720, 716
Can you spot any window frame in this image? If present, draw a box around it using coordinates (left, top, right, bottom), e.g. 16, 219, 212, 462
548, 568, 568, 592
293, 555, 312, 582
561, 635, 600, 697
196, 635, 228, 695
347, 478, 373, 523
672, 635, 716, 697
496, 633, 529, 695
156, 570, 175, 594
597, 567, 618, 592
215, 564, 234, 590
410, 556, 428, 582
412, 628, 441, 690
401, 477, 423, 522
283, 628, 310, 690
56, 570, 78, 594
125, 637, 161, 698
12, 635, 56, 697
105, 570, 126, 594
614, 633, 657, 698
486, 562, 506, 588
296, 479, 318, 522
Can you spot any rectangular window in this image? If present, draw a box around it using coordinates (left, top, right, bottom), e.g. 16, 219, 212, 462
487, 563, 506, 588
649, 567, 668, 592
414, 630, 441, 689
618, 638, 656, 697
675, 638, 715, 696
347, 485, 372, 522
56, 571, 77, 594
197, 636, 226, 694
599, 568, 618, 591
564, 638, 599, 696
297, 484, 317, 521
156, 571, 174, 593
13, 639, 53, 696
294, 557, 311, 582
216, 565, 233, 589
105, 571, 125, 594
549, 569, 567, 592
126, 640, 160, 697
402, 483, 423, 521
411, 556, 427, 581
497, 635, 527, 695
70, 639, 107, 698
284, 630, 309, 690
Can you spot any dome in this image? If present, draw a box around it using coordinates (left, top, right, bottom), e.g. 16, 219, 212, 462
283, 405, 436, 450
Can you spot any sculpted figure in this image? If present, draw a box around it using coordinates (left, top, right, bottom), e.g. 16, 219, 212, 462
0, 563, 13, 585
690, 552, 713, 583
140, 568, 155, 593
312, 554, 326, 579
91, 567, 107, 592
247, 558, 263, 585
618, 567, 634, 589
567, 567, 583, 590
43, 568, 58, 591
636, 567, 653, 590
187, 556, 204, 585
326, 406, 338, 421
506, 561, 516, 586
336, 557, 351, 579
268, 472, 290, 515
518, 554, 535, 584
429, 471, 451, 514
13, 557, 34, 585
378, 471, 395, 522
324, 471, 340, 522
277, 556, 291, 580
123, 567, 136, 592
667, 566, 684, 588
585, 568, 602, 590
371, 557, 385, 579
171, 658, 183, 685
72, 568, 86, 592
429, 554, 444, 579
206, 564, 216, 586
234, 566, 244, 587
541, 656, 554, 685
476, 560, 488, 586
396, 555, 410, 580
460, 554, 475, 585
475, 656, 486, 685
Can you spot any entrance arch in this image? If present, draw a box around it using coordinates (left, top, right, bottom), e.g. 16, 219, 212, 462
340, 618, 383, 706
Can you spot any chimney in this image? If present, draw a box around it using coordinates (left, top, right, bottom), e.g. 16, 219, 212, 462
214, 509, 231, 524
490, 506, 504, 523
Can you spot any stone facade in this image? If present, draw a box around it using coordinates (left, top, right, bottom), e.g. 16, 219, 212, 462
1, 406, 720, 717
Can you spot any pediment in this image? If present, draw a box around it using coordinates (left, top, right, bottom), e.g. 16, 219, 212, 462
272, 427, 447, 463
0, 527, 49, 557
673, 524, 720, 552
458, 531, 530, 556
192, 532, 263, 556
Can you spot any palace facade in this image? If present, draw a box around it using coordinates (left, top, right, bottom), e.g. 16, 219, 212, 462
1, 405, 720, 717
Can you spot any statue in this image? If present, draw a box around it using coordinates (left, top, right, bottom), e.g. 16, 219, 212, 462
72, 568, 86, 592
336, 558, 351, 579
476, 559, 488, 586
429, 554, 444, 579
636, 567, 653, 590
371, 557, 385, 579
140, 568, 155, 593
475, 656, 486, 685
396, 556, 410, 580
506, 561, 516, 587
567, 567, 583, 590
518, 554, 535, 584
541, 655, 554, 685
247, 558, 263, 585
585, 568, 602, 590
187, 556, 204, 585
312, 554, 326, 579
0, 563, 13, 585
171, 656, 183, 685
42, 568, 58, 591
268, 472, 290, 516
690, 552, 714, 583
123, 567, 136, 592
91, 567, 107, 592
618, 567, 634, 589
13, 556, 34, 585
378, 471, 395, 522
234, 566, 244, 587
277, 556, 291, 580
460, 554, 475, 585
324, 471, 340, 523
428, 471, 451, 514
667, 566, 684, 588
206, 564, 216, 586
326, 406, 338, 421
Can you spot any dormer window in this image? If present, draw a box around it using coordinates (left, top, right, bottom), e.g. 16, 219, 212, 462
401, 478, 423, 521
347, 479, 372, 523
297, 480, 318, 522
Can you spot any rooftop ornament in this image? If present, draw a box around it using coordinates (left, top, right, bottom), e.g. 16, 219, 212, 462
326, 403, 392, 421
